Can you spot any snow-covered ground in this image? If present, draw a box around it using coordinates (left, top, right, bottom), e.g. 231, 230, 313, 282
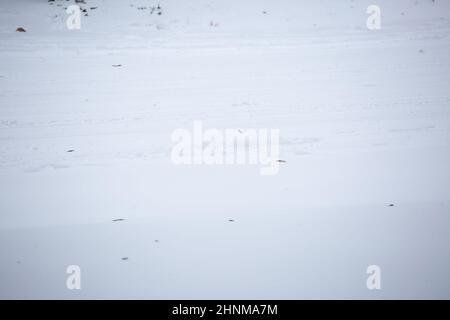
0, 0, 450, 299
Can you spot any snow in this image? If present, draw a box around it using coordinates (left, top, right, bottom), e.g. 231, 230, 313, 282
0, 0, 450, 299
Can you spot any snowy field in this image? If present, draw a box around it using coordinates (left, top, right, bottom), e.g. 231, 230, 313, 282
0, 0, 450, 299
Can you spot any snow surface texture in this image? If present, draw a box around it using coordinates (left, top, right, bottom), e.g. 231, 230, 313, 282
0, 0, 450, 299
